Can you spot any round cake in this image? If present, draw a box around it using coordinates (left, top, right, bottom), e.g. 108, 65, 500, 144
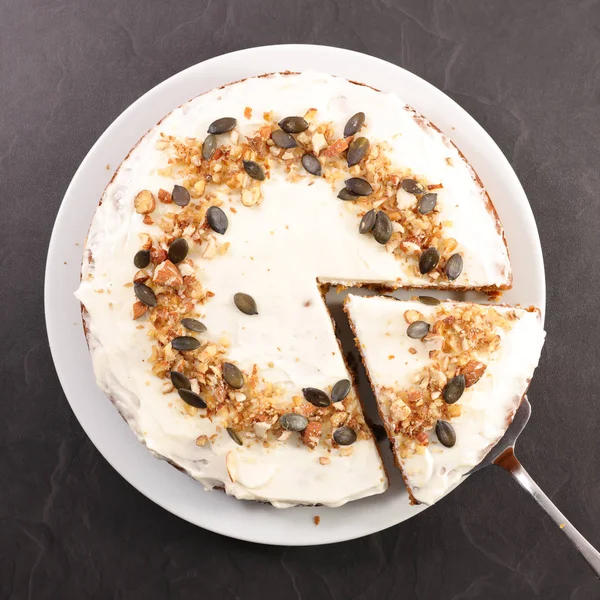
75, 71, 512, 507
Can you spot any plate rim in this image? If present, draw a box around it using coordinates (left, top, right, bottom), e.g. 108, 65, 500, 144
45, 43, 546, 546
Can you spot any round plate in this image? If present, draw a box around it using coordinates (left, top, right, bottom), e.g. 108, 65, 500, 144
45, 44, 545, 546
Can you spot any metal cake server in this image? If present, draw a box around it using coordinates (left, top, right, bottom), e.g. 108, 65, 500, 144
472, 396, 600, 578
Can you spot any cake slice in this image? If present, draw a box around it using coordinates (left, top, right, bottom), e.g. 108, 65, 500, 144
344, 294, 545, 505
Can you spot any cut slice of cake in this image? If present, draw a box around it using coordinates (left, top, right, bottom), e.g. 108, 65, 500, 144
344, 294, 545, 505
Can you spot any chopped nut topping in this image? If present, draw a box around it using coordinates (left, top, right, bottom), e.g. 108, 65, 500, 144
134, 190, 156, 214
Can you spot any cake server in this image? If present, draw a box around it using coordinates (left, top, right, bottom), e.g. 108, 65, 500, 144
472, 396, 600, 578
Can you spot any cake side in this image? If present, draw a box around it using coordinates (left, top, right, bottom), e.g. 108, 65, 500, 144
345, 294, 545, 505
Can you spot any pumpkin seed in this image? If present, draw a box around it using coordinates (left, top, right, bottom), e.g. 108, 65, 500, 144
234, 292, 258, 315
401, 178, 424, 195
134, 282, 157, 307
202, 134, 217, 160
178, 388, 207, 408
418, 295, 441, 306
359, 209, 377, 234
206, 205, 228, 235
227, 427, 243, 446
418, 193, 437, 214
167, 237, 188, 263
181, 318, 207, 333
243, 160, 265, 181
271, 129, 297, 149
301, 153, 322, 176
343, 112, 365, 137
345, 177, 373, 196
445, 253, 463, 281
172, 185, 190, 207
279, 413, 309, 432
435, 420, 456, 447
207, 117, 236, 134
302, 387, 331, 408
170, 371, 191, 390
333, 426, 357, 446
373, 211, 392, 244
407, 320, 430, 339
133, 249, 150, 269
419, 247, 440, 274
443, 374, 465, 404
222, 362, 244, 389
331, 379, 351, 403
347, 137, 370, 167
278, 116, 308, 133
171, 336, 201, 351
337, 188, 359, 201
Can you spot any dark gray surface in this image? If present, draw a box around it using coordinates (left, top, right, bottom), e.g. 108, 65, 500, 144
1, 0, 599, 598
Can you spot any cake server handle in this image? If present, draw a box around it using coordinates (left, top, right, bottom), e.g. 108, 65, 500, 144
495, 447, 600, 578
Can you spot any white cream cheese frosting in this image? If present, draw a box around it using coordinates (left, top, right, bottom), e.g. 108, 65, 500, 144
345, 294, 545, 505
76, 71, 512, 508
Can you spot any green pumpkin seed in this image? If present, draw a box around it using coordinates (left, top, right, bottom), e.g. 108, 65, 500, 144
170, 371, 191, 390
337, 188, 359, 201
171, 336, 201, 351
271, 129, 297, 149
359, 209, 377, 234
181, 318, 207, 333
373, 211, 392, 244
418, 295, 441, 306
347, 137, 370, 167
445, 253, 463, 281
443, 375, 466, 404
134, 249, 150, 269
207, 117, 236, 135
243, 160, 265, 181
331, 379, 351, 403
223, 362, 244, 389
202, 134, 217, 160
418, 193, 437, 214
280, 413, 309, 432
435, 420, 456, 447
172, 185, 190, 207
345, 177, 373, 196
419, 247, 440, 274
407, 320, 430, 339
233, 292, 258, 315
401, 178, 424, 195
178, 388, 207, 408
302, 387, 331, 408
227, 427, 243, 446
134, 282, 157, 307
206, 205, 228, 235
301, 153, 322, 176
333, 426, 357, 446
278, 116, 308, 133
167, 238, 188, 264
343, 112, 365, 137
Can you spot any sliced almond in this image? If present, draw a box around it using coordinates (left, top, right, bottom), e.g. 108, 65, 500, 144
132, 301, 148, 320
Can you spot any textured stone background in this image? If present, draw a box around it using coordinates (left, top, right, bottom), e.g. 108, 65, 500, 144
1, 1, 600, 598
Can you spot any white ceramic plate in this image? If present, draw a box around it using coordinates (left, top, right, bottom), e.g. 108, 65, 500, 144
45, 44, 545, 546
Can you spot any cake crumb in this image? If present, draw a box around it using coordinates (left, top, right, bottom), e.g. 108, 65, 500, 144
388, 355, 395, 360
560, 523, 566, 529
244, 106, 252, 119
303, 300, 311, 307
105, 164, 110, 170
408, 347, 417, 355
313, 516, 320, 526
